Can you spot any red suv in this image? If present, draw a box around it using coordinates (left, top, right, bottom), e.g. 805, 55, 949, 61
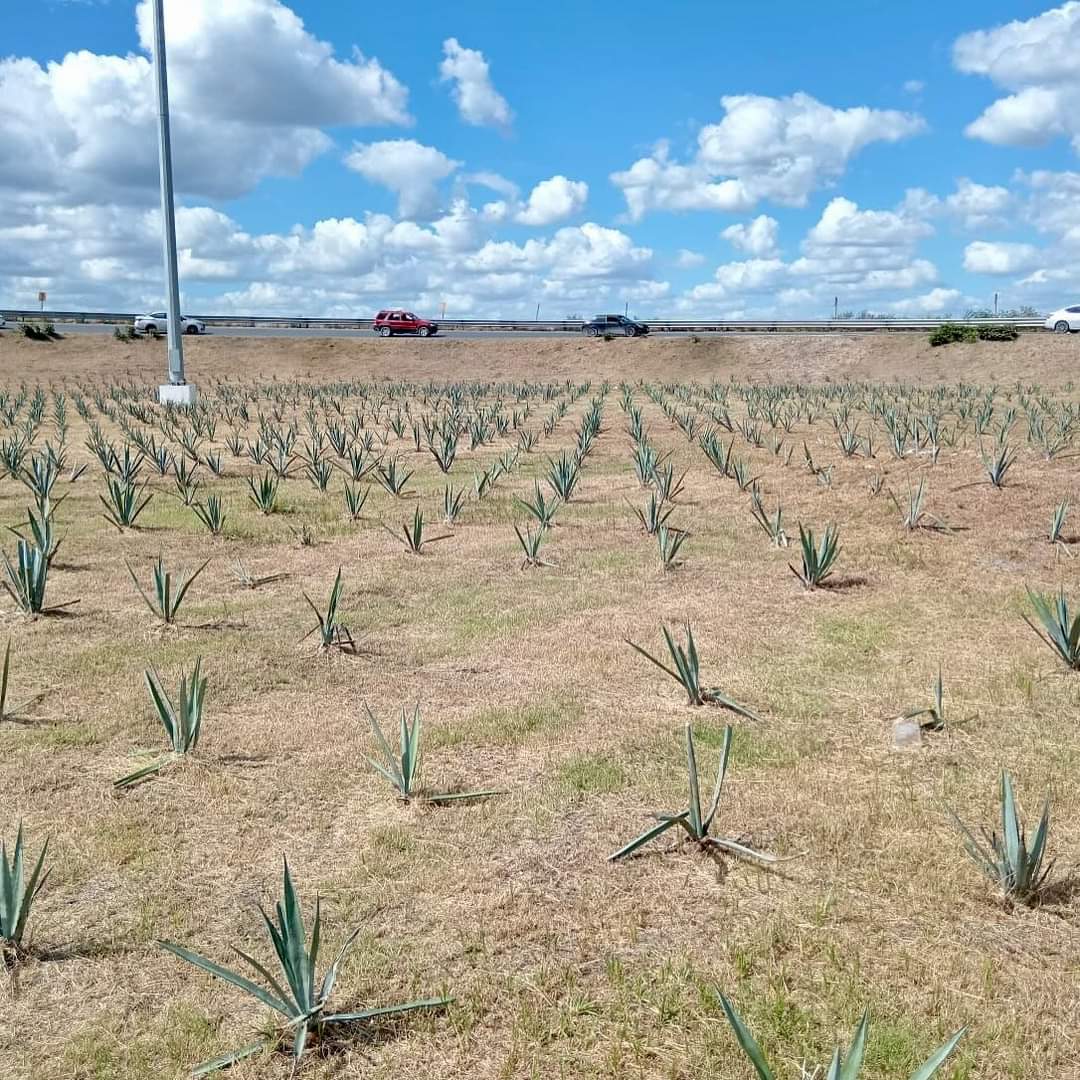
372, 309, 439, 337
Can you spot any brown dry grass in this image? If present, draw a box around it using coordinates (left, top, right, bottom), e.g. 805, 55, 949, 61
2, 330, 1080, 1079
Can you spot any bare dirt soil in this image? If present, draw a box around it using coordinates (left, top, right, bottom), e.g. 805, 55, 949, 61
2, 330, 1079, 1080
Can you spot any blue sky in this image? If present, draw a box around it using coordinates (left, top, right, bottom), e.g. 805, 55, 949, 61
2, 0, 1079, 317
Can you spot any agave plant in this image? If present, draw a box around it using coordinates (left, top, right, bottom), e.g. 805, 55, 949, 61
2, 538, 76, 616
951, 770, 1053, 903
515, 523, 548, 568
305, 458, 334, 493
302, 568, 355, 653
905, 668, 945, 731
115, 660, 208, 788
173, 458, 201, 506
388, 507, 450, 554
364, 703, 504, 804
442, 484, 466, 525
610, 725, 783, 863
375, 456, 413, 497
657, 524, 689, 569
1024, 587, 1080, 668
342, 481, 369, 522
230, 559, 287, 590
627, 622, 760, 718
1048, 498, 1069, 545
100, 477, 153, 530
127, 557, 210, 625
247, 471, 279, 515
652, 462, 687, 503
748, 490, 787, 547
631, 491, 673, 536
161, 858, 451, 1075
980, 442, 1015, 488
718, 996, 965, 1080
192, 495, 227, 537
790, 523, 841, 589
546, 452, 580, 501
10, 505, 61, 567
516, 483, 561, 530
1, 823, 50, 961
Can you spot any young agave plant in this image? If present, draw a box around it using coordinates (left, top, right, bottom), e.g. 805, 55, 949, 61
981, 442, 1015, 488
515, 523, 547, 568
115, 660, 208, 788
516, 483, 561, 530
1, 823, 50, 961
305, 458, 334, 493
789, 523, 841, 589
631, 491, 673, 536
610, 725, 783, 863
442, 483, 466, 525
748, 489, 787, 547
718, 996, 965, 1080
342, 481, 369, 522
951, 770, 1053, 903
247, 471, 279, 514
10, 505, 61, 567
161, 858, 451, 1075
375, 456, 414, 497
302, 568, 355, 653
1048, 498, 1069, 546
652, 462, 687, 503
100, 477, 153, 530
626, 622, 760, 718
127, 557, 210, 625
230, 559, 287, 590
192, 494, 227, 537
388, 507, 450, 554
1024, 586, 1080, 668
2, 538, 76, 616
546, 452, 580, 501
905, 668, 945, 731
363, 703, 503, 803
657, 524, 689, 570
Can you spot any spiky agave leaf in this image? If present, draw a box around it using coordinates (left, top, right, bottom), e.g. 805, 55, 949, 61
0, 822, 50, 952
1023, 586, 1080, 668
951, 770, 1054, 902
789, 523, 841, 589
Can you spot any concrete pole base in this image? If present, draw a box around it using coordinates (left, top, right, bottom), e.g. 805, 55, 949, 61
159, 383, 198, 407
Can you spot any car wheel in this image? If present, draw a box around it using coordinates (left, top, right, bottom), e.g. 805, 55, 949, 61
624, 326, 636, 338
185, 324, 199, 335
583, 327, 597, 337
379, 326, 392, 337
1055, 320, 1071, 334
418, 326, 430, 338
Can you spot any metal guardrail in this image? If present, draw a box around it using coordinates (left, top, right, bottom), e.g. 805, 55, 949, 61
0, 310, 1048, 333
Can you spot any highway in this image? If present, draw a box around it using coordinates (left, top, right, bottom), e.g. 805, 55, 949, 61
49, 321, 927, 341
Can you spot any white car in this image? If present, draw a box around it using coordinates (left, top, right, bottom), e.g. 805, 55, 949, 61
1045, 305, 1080, 333
0, 314, 6, 329
134, 311, 206, 335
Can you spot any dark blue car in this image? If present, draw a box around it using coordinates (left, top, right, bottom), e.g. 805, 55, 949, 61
582, 314, 650, 337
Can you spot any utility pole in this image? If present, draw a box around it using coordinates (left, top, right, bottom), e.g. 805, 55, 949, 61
994, 292, 999, 317
535, 303, 541, 321
151, 0, 195, 405
833, 296, 838, 320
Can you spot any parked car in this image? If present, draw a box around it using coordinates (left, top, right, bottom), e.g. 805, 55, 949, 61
582, 314, 650, 337
1044, 305, 1080, 333
134, 312, 206, 335
372, 310, 439, 337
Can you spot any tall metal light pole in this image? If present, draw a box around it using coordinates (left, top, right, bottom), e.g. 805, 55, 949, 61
151, 0, 196, 404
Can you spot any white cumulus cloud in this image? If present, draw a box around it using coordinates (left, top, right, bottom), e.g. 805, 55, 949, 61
344, 140, 461, 219
611, 93, 924, 220
963, 240, 1041, 275
722, 215, 780, 257
954, 3, 1080, 151
515, 175, 588, 226
439, 38, 513, 130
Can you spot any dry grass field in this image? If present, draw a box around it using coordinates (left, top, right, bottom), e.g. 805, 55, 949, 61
2, 330, 1080, 1079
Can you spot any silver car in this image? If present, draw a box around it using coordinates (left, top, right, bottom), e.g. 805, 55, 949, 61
134, 311, 206, 335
